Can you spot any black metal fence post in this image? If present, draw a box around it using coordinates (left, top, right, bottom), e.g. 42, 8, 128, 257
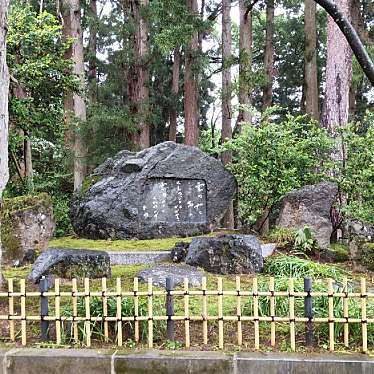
166, 277, 175, 341
304, 277, 314, 346
40, 276, 49, 341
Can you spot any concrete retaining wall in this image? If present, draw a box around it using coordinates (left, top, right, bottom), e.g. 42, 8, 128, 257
1, 349, 373, 374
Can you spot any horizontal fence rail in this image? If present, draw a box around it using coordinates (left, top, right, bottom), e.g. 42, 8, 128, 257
0, 276, 373, 352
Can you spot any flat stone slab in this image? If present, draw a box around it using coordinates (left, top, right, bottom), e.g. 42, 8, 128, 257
137, 263, 204, 287
108, 251, 170, 265
261, 243, 277, 258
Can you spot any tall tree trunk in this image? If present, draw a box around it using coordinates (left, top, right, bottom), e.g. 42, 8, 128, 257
63, 0, 87, 190
88, 0, 98, 104
128, 0, 150, 149
169, 47, 181, 142
322, 0, 352, 163
221, 0, 234, 229
0, 0, 10, 284
184, 0, 199, 146
237, 0, 253, 128
262, 0, 275, 110
303, 0, 320, 120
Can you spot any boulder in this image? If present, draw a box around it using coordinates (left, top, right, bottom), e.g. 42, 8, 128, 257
170, 241, 190, 263
70, 142, 236, 240
185, 235, 263, 274
137, 263, 204, 288
1, 194, 55, 265
276, 182, 339, 249
28, 248, 111, 283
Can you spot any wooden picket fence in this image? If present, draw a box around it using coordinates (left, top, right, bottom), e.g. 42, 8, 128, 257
0, 276, 373, 352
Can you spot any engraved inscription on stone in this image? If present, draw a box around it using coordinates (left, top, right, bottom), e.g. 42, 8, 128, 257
142, 178, 207, 224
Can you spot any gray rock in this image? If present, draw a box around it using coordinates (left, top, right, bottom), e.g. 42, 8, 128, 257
28, 248, 111, 283
137, 264, 204, 287
276, 182, 339, 249
261, 243, 277, 258
70, 142, 236, 240
1, 193, 55, 266
185, 235, 263, 274
170, 242, 190, 263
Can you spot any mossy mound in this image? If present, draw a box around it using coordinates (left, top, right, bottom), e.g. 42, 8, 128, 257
326, 243, 350, 262
361, 243, 374, 271
1, 193, 54, 264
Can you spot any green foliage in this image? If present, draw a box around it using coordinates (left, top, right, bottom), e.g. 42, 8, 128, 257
223, 111, 333, 228
61, 294, 166, 343
328, 244, 350, 263
293, 227, 319, 255
264, 254, 347, 279
267, 227, 296, 249
339, 115, 374, 225
361, 243, 374, 271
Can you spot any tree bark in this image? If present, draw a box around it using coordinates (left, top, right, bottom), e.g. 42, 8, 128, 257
221, 0, 234, 229
303, 0, 320, 120
63, 0, 88, 190
169, 47, 180, 142
128, 0, 150, 149
237, 0, 253, 128
314, 0, 374, 85
184, 0, 199, 146
322, 0, 352, 163
262, 0, 275, 110
0, 0, 10, 284
88, 0, 98, 104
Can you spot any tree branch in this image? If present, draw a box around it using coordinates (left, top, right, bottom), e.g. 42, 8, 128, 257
314, 0, 374, 85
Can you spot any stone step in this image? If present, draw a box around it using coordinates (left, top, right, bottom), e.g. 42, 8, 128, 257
107, 251, 170, 265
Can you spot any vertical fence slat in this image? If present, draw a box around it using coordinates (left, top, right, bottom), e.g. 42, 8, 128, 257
269, 277, 275, 347
55, 278, 61, 345
166, 277, 175, 341
253, 277, 259, 350
134, 277, 139, 343
343, 277, 349, 348
328, 278, 334, 352
218, 277, 224, 349
236, 276, 242, 346
116, 277, 122, 347
40, 277, 49, 342
304, 277, 313, 347
8, 279, 15, 342
20, 279, 26, 346
148, 278, 153, 348
184, 278, 190, 348
289, 278, 295, 351
361, 278, 367, 353
102, 278, 109, 342
202, 277, 208, 345
72, 278, 78, 343
84, 278, 91, 347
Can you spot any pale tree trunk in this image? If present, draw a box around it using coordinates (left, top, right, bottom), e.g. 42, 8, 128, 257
262, 0, 275, 110
63, 0, 88, 190
0, 0, 10, 284
303, 0, 320, 121
88, 0, 98, 104
221, 0, 234, 229
169, 47, 180, 142
184, 0, 199, 146
322, 0, 352, 164
237, 0, 253, 128
128, 0, 150, 149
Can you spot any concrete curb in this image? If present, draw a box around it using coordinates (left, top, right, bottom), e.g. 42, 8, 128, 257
1, 349, 374, 374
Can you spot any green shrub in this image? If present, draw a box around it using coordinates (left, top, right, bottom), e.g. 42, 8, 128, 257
222, 110, 332, 228
264, 254, 347, 279
327, 244, 350, 262
267, 227, 296, 249
361, 243, 374, 271
293, 226, 319, 255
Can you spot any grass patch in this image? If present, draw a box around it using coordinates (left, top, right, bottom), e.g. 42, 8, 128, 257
264, 254, 348, 279
49, 236, 196, 252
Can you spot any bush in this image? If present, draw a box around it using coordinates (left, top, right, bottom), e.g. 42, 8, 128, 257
267, 227, 296, 249
264, 254, 347, 279
361, 243, 374, 271
222, 110, 332, 228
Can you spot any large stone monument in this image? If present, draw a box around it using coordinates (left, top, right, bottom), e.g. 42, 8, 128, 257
70, 142, 236, 239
